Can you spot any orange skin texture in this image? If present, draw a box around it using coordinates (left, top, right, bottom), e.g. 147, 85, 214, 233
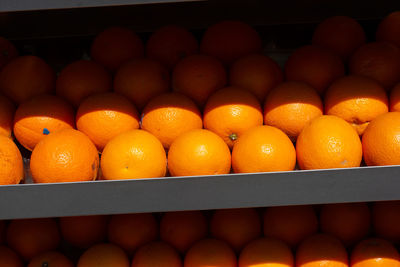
0, 55, 55, 104
284, 45, 345, 95
13, 94, 75, 151
28, 251, 74, 267
76, 92, 140, 152
324, 75, 388, 135
296, 234, 349, 267
376, 11, 400, 48
0, 94, 15, 138
296, 115, 362, 170
184, 238, 237, 267
0, 135, 23, 185
263, 205, 318, 248
362, 112, 400, 166
349, 42, 400, 89
232, 125, 296, 173
229, 54, 284, 102
167, 129, 231, 177
239, 237, 294, 267
264, 81, 323, 141
56, 60, 112, 108
114, 58, 170, 111
320, 203, 371, 247
0, 246, 23, 267
160, 211, 208, 254
146, 25, 198, 69
6, 218, 60, 261
101, 129, 166, 180
30, 129, 99, 183
0, 37, 18, 70
204, 86, 263, 149
77, 243, 130, 267
312, 16, 366, 61
108, 213, 158, 255
172, 54, 227, 107
389, 83, 400, 111
372, 201, 400, 244
141, 92, 202, 150
200, 20, 262, 66
90, 27, 144, 72
131, 241, 182, 267
351, 238, 400, 267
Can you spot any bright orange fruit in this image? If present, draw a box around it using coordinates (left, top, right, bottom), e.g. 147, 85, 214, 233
77, 243, 130, 267
351, 238, 400, 267
0, 135, 23, 185
0, 94, 15, 138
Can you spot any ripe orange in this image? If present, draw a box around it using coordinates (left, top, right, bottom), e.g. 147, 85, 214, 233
108, 213, 158, 255
77, 243, 130, 267
101, 130, 166, 180
325, 75, 388, 135
390, 83, 400, 111
284, 45, 345, 95
141, 92, 202, 149
6, 218, 60, 261
351, 238, 400, 267
28, 251, 74, 267
114, 58, 170, 110
0, 246, 23, 267
296, 115, 362, 170
90, 27, 144, 72
0, 37, 18, 70
146, 24, 198, 69
56, 60, 112, 108
229, 54, 283, 102
263, 81, 323, 141
200, 20, 262, 66
263, 205, 318, 248
239, 237, 294, 267
349, 42, 400, 89
160, 211, 208, 254
167, 129, 231, 176
376, 11, 400, 47
131, 241, 182, 267
184, 238, 236, 267
76, 92, 140, 152
30, 129, 99, 183
312, 16, 366, 61
296, 233, 348, 267
0, 55, 55, 104
0, 94, 15, 138
172, 54, 227, 107
362, 112, 400, 166
0, 135, 23, 185
372, 201, 400, 244
232, 125, 296, 173
204, 86, 263, 148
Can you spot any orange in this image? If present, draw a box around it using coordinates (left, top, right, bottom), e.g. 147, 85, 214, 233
141, 92, 202, 149
76, 92, 140, 152
351, 238, 400, 267
90, 27, 144, 72
167, 129, 231, 176
324, 75, 388, 135
108, 213, 158, 255
59, 215, 108, 249
263, 205, 318, 248
172, 54, 227, 107
232, 126, 296, 173
312, 16, 366, 61
210, 208, 261, 252
229, 54, 284, 102
284, 45, 345, 94
146, 24, 198, 69
372, 201, 400, 244
0, 37, 18, 70
6, 218, 60, 261
320, 203, 371, 247
30, 129, 99, 183
200, 20, 262, 66
114, 58, 170, 110
28, 251, 74, 267
239, 237, 294, 267
101, 129, 166, 180
349, 42, 400, 89
184, 238, 236, 267
0, 94, 15, 137
0, 135, 23, 185
296, 233, 348, 267
390, 83, 400, 111
160, 211, 208, 254
0, 246, 23, 267
131, 241, 182, 267
13, 94, 75, 151
56, 60, 112, 108
362, 112, 400, 166
0, 55, 55, 104
263, 81, 323, 141
77, 243, 130, 267
376, 11, 400, 47
296, 115, 362, 170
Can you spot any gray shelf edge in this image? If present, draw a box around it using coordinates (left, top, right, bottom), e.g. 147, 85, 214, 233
0, 166, 399, 220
